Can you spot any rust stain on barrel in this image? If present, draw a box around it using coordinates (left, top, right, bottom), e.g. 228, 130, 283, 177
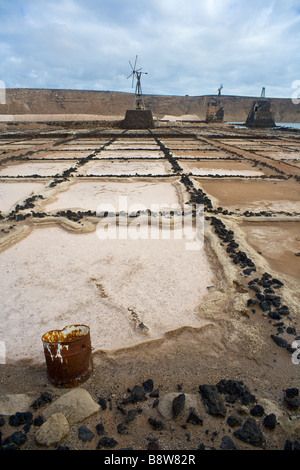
42, 325, 92, 387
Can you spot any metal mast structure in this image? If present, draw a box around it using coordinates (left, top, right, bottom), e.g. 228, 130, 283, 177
127, 56, 148, 110
217, 84, 223, 105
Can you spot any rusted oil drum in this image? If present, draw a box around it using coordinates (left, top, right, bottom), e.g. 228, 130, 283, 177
42, 325, 92, 387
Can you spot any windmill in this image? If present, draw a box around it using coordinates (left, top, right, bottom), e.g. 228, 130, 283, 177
245, 87, 275, 127
206, 84, 224, 123
217, 84, 223, 105
127, 55, 148, 110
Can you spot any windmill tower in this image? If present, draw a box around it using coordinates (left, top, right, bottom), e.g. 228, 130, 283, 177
245, 87, 275, 128
122, 55, 154, 129
206, 84, 224, 123
217, 84, 223, 105
127, 55, 147, 110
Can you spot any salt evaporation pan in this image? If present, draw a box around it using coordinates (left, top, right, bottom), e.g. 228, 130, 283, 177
99, 150, 165, 159
78, 159, 172, 176
0, 161, 76, 177
45, 180, 183, 212
0, 181, 45, 212
0, 225, 214, 363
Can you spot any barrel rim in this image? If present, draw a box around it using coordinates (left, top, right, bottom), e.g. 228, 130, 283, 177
42, 324, 90, 345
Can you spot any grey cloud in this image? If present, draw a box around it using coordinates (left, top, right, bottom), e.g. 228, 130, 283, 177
0, 0, 299, 97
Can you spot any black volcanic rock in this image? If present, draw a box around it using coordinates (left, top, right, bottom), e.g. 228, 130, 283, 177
234, 418, 266, 448
199, 385, 227, 417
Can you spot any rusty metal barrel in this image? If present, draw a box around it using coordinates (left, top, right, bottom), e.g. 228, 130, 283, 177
42, 325, 92, 387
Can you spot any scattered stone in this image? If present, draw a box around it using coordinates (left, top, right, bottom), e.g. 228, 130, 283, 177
157, 393, 199, 420
125, 409, 141, 423
172, 394, 185, 418
96, 436, 118, 449
95, 423, 105, 436
143, 379, 154, 393
147, 440, 161, 450
247, 299, 258, 307
9, 411, 33, 427
32, 392, 53, 410
269, 311, 282, 320
152, 398, 159, 408
217, 379, 255, 405
117, 423, 128, 435
263, 413, 277, 430
284, 396, 300, 410
260, 300, 271, 312
285, 388, 299, 398
186, 409, 203, 426
271, 335, 289, 349
78, 425, 94, 442
227, 415, 243, 428
131, 385, 147, 403
199, 385, 227, 417
97, 397, 107, 410
2, 430, 27, 447
35, 413, 69, 447
148, 418, 165, 430
220, 435, 236, 450
33, 416, 44, 427
233, 418, 265, 448
197, 443, 216, 450
284, 440, 300, 451
42, 388, 100, 424
0, 394, 32, 416
250, 405, 265, 417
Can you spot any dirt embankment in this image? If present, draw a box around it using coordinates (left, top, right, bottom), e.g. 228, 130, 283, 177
1, 89, 300, 122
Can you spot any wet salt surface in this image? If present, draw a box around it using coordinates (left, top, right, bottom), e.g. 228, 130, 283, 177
99, 150, 165, 159
37, 151, 91, 159
108, 143, 160, 150
179, 160, 266, 176
0, 161, 75, 177
0, 226, 213, 363
240, 221, 300, 281
193, 179, 300, 213
78, 159, 172, 176
257, 151, 300, 160
0, 181, 45, 212
179, 166, 264, 177
45, 180, 183, 212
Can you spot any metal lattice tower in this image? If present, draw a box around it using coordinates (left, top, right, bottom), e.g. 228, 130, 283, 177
127, 56, 148, 110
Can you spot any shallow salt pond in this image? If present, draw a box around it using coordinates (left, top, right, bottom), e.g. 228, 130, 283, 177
240, 221, 300, 282
78, 159, 172, 176
45, 180, 184, 213
179, 160, 264, 176
0, 161, 76, 177
99, 150, 165, 159
193, 178, 300, 213
0, 181, 45, 212
0, 225, 214, 363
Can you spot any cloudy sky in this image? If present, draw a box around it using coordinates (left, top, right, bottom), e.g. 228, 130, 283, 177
1, 0, 300, 98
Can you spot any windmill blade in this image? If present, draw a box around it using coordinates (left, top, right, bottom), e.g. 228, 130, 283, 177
127, 71, 133, 79
133, 55, 138, 70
